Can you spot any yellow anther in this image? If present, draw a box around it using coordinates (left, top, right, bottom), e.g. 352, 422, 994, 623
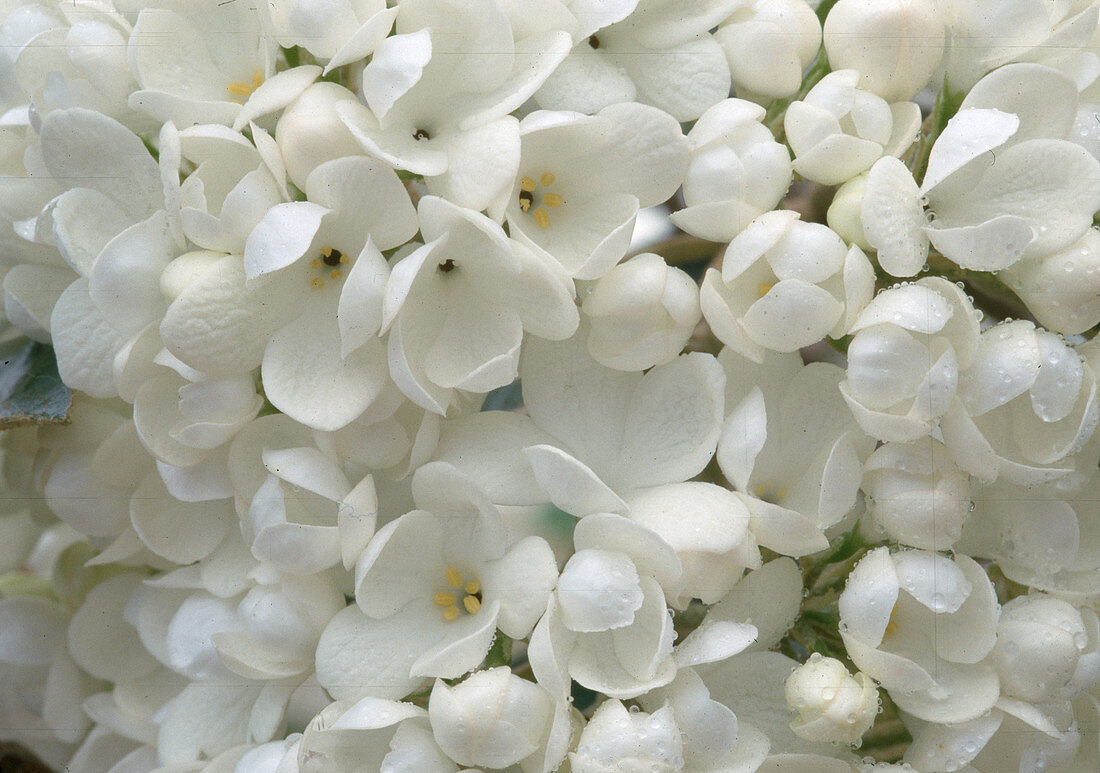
758, 283, 774, 297
520, 176, 537, 192
519, 198, 531, 212
330, 269, 342, 280
339, 254, 349, 264
540, 172, 555, 187
465, 580, 480, 596
227, 81, 253, 97
320, 247, 332, 258
311, 259, 322, 269
310, 277, 325, 290
463, 595, 481, 615
542, 193, 563, 207
534, 208, 550, 229
434, 592, 457, 607
442, 605, 459, 621
885, 603, 900, 635
252, 70, 263, 90
445, 566, 463, 588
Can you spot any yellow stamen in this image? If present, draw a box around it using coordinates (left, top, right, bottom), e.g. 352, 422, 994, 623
339, 254, 349, 264
758, 283, 774, 297
312, 259, 323, 269
445, 566, 463, 588
534, 208, 550, 228
520, 176, 537, 192
542, 193, 563, 207
252, 70, 263, 90
320, 247, 332, 258
443, 605, 459, 621
227, 81, 253, 97
465, 579, 480, 596
433, 592, 457, 607
330, 269, 342, 280
540, 172, 555, 187
885, 603, 900, 635
310, 277, 325, 290
463, 595, 481, 615
519, 198, 531, 212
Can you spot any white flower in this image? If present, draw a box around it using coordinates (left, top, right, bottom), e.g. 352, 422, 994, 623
314, 462, 558, 701
785, 654, 878, 746
942, 320, 1099, 485
822, 0, 944, 102
670, 98, 793, 244
431, 330, 724, 517
263, 0, 397, 70
383, 195, 578, 414
840, 276, 981, 442
274, 82, 371, 190
839, 548, 1000, 724
581, 252, 700, 371
863, 64, 1100, 275
715, 0, 822, 103
571, 699, 683, 772
505, 102, 689, 280
534, 0, 739, 121
701, 211, 875, 361
428, 667, 571, 771
128, 0, 276, 127
784, 70, 922, 186
862, 437, 972, 551
338, 0, 571, 212
991, 595, 1100, 703
717, 349, 873, 555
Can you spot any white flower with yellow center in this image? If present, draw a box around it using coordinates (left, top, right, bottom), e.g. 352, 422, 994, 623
505, 102, 689, 280
127, 0, 277, 126
838, 547, 1000, 725
314, 462, 559, 701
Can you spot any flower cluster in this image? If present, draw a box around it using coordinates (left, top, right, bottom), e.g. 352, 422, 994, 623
1, 1, 1100, 772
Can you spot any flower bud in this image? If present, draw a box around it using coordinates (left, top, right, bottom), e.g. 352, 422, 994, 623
428, 667, 555, 769
785, 654, 879, 745
582, 253, 701, 371
823, 0, 945, 102
571, 700, 684, 772
275, 82, 364, 189
716, 0, 822, 102
992, 595, 1100, 703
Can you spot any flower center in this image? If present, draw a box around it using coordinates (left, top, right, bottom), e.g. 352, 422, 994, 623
438, 258, 456, 273
308, 246, 348, 290
413, 128, 431, 141
227, 70, 264, 102
519, 172, 562, 229
433, 565, 482, 621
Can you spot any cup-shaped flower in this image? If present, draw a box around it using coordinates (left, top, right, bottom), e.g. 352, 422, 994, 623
715, 0, 822, 103
822, 0, 944, 102
840, 276, 981, 442
839, 548, 1000, 724
701, 210, 875, 362
505, 102, 689, 280
382, 195, 579, 414
862, 438, 972, 551
670, 98, 792, 243
314, 463, 558, 701
991, 595, 1100, 703
581, 252, 700, 371
784, 70, 922, 186
785, 654, 879, 745
942, 320, 1099, 485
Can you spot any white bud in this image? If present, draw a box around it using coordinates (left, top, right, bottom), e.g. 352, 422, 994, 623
993, 596, 1100, 703
582, 253, 701, 371
716, 0, 822, 102
785, 654, 879, 745
428, 667, 555, 770
823, 0, 945, 102
275, 82, 364, 189
826, 172, 872, 251
570, 700, 684, 772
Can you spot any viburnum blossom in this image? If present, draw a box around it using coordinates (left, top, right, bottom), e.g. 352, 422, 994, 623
5, 2, 1100, 771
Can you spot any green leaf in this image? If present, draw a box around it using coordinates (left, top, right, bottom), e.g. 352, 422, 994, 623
0, 338, 71, 429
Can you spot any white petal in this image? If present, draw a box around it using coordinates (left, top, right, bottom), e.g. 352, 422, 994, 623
863, 156, 929, 277
131, 473, 230, 564
233, 65, 321, 132
243, 201, 331, 280
68, 574, 158, 683
87, 211, 175, 335
740, 280, 843, 352
708, 557, 803, 652
524, 444, 627, 517
574, 513, 682, 592
717, 387, 767, 492
51, 279, 124, 398
921, 108, 1019, 195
